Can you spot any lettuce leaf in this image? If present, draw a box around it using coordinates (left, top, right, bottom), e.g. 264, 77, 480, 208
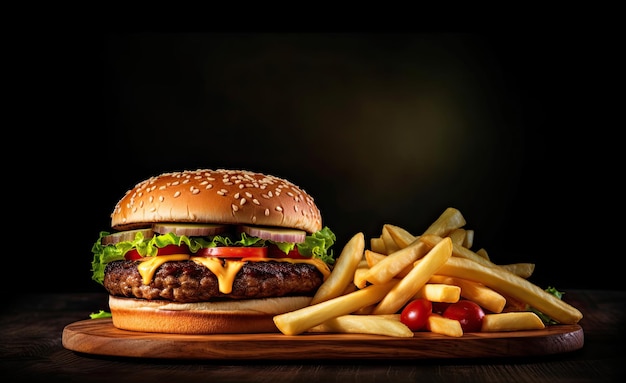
90, 226, 336, 285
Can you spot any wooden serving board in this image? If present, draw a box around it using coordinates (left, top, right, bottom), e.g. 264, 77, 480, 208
62, 318, 583, 360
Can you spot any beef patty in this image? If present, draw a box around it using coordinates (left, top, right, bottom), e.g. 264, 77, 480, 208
103, 260, 324, 302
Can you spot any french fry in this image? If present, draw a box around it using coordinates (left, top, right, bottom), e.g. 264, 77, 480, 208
370, 236, 386, 254
353, 267, 370, 289
463, 229, 474, 249
428, 275, 506, 313
448, 229, 466, 247
481, 312, 545, 332
499, 263, 535, 279
363, 239, 429, 285
436, 256, 583, 324
365, 250, 412, 278
420, 234, 497, 268
426, 313, 463, 337
307, 314, 414, 337
372, 237, 453, 315
475, 248, 489, 260
273, 280, 399, 335
423, 207, 466, 237
412, 283, 461, 303
310, 232, 365, 305
381, 225, 401, 254
384, 224, 417, 249
365, 249, 386, 268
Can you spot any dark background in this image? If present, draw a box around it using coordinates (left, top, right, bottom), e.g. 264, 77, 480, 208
15, 31, 621, 293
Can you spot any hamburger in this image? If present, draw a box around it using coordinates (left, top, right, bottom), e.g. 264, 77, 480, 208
91, 169, 336, 334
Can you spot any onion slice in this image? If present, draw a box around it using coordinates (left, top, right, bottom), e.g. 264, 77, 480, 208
240, 225, 306, 243
102, 228, 154, 245
152, 223, 230, 237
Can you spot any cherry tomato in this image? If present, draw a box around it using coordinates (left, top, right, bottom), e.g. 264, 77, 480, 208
194, 246, 268, 258
442, 300, 485, 333
267, 245, 309, 259
124, 244, 190, 260
400, 298, 432, 331
431, 301, 451, 315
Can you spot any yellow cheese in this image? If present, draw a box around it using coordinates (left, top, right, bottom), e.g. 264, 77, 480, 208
137, 254, 190, 285
191, 257, 245, 294
136, 252, 332, 296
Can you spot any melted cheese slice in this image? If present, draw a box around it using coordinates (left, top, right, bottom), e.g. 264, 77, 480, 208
136, 254, 190, 285
191, 257, 245, 294
135, 253, 332, 296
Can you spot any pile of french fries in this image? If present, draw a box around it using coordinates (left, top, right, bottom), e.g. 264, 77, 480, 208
273, 207, 583, 338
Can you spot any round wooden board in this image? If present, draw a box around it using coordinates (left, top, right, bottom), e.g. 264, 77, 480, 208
62, 318, 583, 360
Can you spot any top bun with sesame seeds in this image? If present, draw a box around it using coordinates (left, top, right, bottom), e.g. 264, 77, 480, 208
90, 169, 336, 335
111, 169, 322, 234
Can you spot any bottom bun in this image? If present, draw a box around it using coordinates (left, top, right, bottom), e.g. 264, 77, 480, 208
108, 295, 312, 334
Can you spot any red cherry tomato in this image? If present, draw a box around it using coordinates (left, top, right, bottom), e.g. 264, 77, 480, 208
431, 301, 451, 315
194, 246, 268, 258
442, 300, 485, 333
400, 299, 432, 331
124, 244, 190, 260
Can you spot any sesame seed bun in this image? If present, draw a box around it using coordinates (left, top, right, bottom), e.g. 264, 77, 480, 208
111, 169, 322, 233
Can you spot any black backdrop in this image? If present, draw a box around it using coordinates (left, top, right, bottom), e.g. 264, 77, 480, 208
16, 32, 621, 293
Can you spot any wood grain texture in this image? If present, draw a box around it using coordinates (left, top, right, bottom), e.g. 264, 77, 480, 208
62, 318, 583, 360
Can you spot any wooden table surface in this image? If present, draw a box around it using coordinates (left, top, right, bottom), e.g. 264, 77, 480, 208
1, 290, 624, 383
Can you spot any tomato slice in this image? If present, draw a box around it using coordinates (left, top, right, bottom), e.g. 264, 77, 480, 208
194, 246, 268, 258
267, 245, 309, 259
124, 244, 191, 260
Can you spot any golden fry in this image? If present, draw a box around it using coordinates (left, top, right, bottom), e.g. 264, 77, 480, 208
370, 237, 386, 254
499, 263, 535, 279
481, 312, 545, 332
364, 239, 429, 285
372, 237, 452, 315
463, 229, 474, 249
429, 275, 506, 313
448, 229, 467, 247
273, 280, 398, 335
423, 207, 467, 237
436, 257, 582, 324
384, 224, 417, 249
413, 283, 461, 303
475, 248, 489, 259
426, 314, 463, 337
310, 232, 365, 305
381, 226, 401, 254
420, 234, 497, 268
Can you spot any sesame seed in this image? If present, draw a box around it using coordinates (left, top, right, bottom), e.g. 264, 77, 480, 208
231, 204, 239, 212
275, 206, 283, 212
245, 192, 252, 198
264, 208, 270, 216
149, 196, 154, 203
240, 198, 247, 206
159, 196, 164, 202
252, 199, 260, 205
174, 191, 181, 198
234, 193, 240, 199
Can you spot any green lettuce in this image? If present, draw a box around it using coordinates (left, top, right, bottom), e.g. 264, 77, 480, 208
90, 227, 336, 285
